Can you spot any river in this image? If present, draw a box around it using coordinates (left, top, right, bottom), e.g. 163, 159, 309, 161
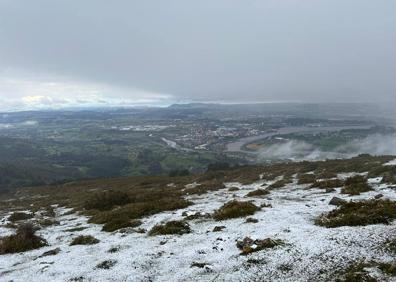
226, 125, 372, 153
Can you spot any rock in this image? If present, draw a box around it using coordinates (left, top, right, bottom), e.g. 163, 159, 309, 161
39, 248, 60, 257
326, 188, 336, 193
245, 217, 259, 223
329, 197, 347, 206
213, 226, 226, 232
374, 194, 383, 199
236, 237, 284, 255
191, 262, 210, 268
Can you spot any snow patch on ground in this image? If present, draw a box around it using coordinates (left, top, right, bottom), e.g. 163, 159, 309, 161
1, 177, 396, 281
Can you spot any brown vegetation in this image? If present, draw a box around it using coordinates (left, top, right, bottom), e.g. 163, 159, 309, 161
0, 223, 47, 254
213, 200, 260, 220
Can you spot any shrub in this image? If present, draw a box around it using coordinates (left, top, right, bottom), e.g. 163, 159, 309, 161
340, 261, 378, 282
297, 174, 316, 184
0, 223, 47, 254
316, 171, 338, 179
246, 189, 269, 197
341, 183, 372, 195
269, 179, 290, 189
345, 175, 367, 185
84, 191, 131, 211
228, 187, 239, 192
70, 235, 100, 245
184, 212, 210, 220
311, 179, 344, 189
213, 200, 260, 220
315, 199, 396, 228
8, 212, 33, 222
378, 262, 396, 276
102, 218, 142, 232
89, 198, 191, 226
148, 220, 191, 236
96, 260, 117, 269
341, 176, 372, 195
38, 218, 60, 227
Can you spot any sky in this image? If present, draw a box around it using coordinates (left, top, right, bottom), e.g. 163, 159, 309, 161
0, 0, 396, 110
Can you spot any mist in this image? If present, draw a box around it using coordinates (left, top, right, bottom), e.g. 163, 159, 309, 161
258, 134, 396, 162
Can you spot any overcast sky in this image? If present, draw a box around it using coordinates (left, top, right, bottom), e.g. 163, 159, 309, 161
0, 0, 396, 110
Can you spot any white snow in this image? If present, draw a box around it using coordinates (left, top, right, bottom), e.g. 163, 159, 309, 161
1, 177, 396, 281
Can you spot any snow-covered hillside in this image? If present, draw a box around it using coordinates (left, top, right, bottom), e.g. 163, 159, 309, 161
1, 172, 396, 282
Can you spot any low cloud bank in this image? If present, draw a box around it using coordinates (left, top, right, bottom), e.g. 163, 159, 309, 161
257, 134, 396, 162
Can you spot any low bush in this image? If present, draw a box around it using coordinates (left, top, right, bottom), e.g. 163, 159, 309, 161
341, 176, 372, 195
8, 212, 34, 222
340, 261, 378, 282
102, 218, 142, 232
38, 218, 59, 227
213, 200, 260, 220
84, 191, 131, 211
315, 199, 396, 228
378, 262, 396, 276
246, 189, 269, 197
0, 223, 47, 254
96, 259, 117, 269
297, 174, 316, 184
344, 175, 367, 185
70, 235, 100, 245
311, 179, 344, 189
228, 187, 239, 192
269, 179, 291, 189
89, 198, 191, 226
148, 220, 191, 236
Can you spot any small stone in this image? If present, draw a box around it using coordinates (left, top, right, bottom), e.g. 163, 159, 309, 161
39, 248, 60, 257
213, 226, 226, 232
329, 197, 347, 206
374, 194, 383, 199
245, 217, 259, 223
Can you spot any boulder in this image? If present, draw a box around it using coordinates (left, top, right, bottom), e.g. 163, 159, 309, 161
329, 197, 347, 206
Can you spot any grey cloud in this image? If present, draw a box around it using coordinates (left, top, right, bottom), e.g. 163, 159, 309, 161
0, 0, 396, 104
